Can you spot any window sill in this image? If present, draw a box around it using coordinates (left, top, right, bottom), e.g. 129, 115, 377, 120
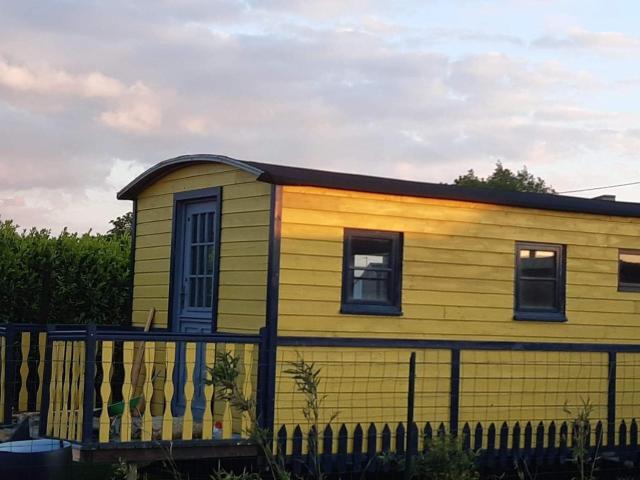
340, 304, 403, 316
618, 285, 640, 293
514, 312, 567, 322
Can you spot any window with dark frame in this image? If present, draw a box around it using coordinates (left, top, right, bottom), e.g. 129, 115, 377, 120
341, 229, 403, 315
514, 242, 566, 321
619, 249, 640, 292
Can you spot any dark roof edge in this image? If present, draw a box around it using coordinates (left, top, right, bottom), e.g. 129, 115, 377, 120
117, 154, 264, 199
118, 154, 640, 219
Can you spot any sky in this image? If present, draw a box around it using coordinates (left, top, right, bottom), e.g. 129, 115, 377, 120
2, 0, 640, 233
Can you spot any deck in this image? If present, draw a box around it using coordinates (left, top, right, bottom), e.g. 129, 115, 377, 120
2, 323, 640, 475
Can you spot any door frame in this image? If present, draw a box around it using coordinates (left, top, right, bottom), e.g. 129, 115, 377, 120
168, 186, 222, 332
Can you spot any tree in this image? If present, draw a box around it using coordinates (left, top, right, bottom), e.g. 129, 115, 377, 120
108, 211, 133, 237
453, 161, 555, 193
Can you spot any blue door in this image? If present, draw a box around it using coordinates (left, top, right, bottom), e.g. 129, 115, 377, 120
172, 197, 218, 420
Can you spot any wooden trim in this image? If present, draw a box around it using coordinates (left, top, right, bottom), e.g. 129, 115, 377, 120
262, 184, 282, 433
168, 187, 222, 333
340, 228, 403, 315
513, 241, 566, 322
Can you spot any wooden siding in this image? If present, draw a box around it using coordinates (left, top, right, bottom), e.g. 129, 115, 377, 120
132, 163, 271, 333
278, 185, 640, 342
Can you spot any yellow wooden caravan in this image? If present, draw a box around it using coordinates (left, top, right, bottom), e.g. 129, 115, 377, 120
116, 153, 640, 455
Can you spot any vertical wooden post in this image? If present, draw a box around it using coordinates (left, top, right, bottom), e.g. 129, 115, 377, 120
404, 351, 417, 480
255, 327, 269, 430
38, 326, 55, 436
607, 351, 617, 446
3, 324, 17, 422
450, 349, 461, 436
82, 324, 97, 442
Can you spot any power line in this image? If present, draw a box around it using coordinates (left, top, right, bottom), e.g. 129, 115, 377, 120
559, 180, 640, 194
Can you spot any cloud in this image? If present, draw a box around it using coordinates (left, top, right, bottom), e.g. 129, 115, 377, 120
1, 2, 640, 232
533, 28, 640, 52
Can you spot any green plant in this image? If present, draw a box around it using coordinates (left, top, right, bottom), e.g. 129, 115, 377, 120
211, 468, 262, 480
0, 218, 131, 325
206, 351, 291, 480
411, 435, 479, 480
283, 356, 338, 480
563, 398, 601, 480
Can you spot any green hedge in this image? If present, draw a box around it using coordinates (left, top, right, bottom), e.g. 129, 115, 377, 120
0, 220, 131, 325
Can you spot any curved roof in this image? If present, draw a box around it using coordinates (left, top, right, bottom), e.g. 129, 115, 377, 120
117, 154, 640, 218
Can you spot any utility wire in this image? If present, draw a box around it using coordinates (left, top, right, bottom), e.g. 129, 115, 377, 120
559, 180, 640, 194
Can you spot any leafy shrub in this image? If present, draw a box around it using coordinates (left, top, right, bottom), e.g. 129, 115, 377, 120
412, 435, 479, 480
0, 219, 131, 325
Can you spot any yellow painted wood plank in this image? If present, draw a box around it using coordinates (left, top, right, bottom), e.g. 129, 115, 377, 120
218, 285, 267, 301
218, 299, 266, 316
18, 331, 30, 411
136, 245, 172, 261
162, 342, 176, 441
133, 309, 168, 328
120, 341, 134, 442
137, 194, 173, 211
135, 258, 170, 274
220, 225, 270, 242
222, 211, 270, 228
283, 185, 640, 226
133, 298, 169, 313
182, 342, 196, 440
156, 163, 237, 182
36, 332, 47, 410
202, 343, 215, 440
135, 232, 172, 248
223, 181, 271, 200
60, 341, 73, 439
218, 271, 268, 286
220, 241, 269, 257
281, 206, 635, 248
75, 342, 86, 442
134, 285, 168, 299
67, 341, 81, 440
138, 171, 256, 197
136, 207, 173, 224
219, 256, 269, 271
142, 342, 155, 441
137, 220, 172, 236
134, 271, 170, 287
222, 195, 271, 214
49, 342, 62, 437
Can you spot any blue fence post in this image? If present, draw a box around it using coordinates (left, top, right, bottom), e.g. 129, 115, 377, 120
450, 349, 461, 436
82, 324, 97, 442
607, 351, 617, 447
255, 326, 270, 431
405, 351, 416, 480
3, 324, 18, 422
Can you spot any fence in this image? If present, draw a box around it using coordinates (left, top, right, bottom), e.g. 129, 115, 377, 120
273, 336, 640, 476
40, 326, 263, 445
0, 324, 49, 423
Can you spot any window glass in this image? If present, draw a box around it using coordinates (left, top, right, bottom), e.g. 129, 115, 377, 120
619, 250, 640, 290
515, 243, 565, 320
342, 229, 402, 314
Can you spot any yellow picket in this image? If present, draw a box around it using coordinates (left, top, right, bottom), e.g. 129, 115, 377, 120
75, 341, 86, 442
60, 342, 73, 439
182, 342, 196, 440
162, 342, 176, 441
142, 342, 155, 441
120, 341, 134, 441
202, 343, 215, 440
18, 331, 30, 411
36, 332, 47, 410
98, 341, 113, 443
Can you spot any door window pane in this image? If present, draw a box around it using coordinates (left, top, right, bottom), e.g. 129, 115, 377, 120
185, 207, 217, 309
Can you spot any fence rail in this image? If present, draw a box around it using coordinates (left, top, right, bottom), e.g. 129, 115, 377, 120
39, 327, 264, 445
274, 335, 640, 476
